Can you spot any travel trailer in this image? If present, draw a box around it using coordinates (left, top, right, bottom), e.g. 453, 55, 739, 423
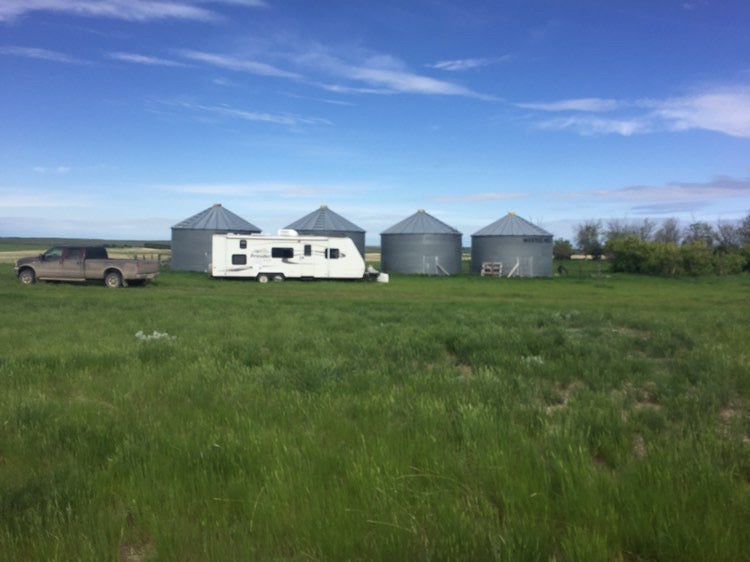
211, 231, 368, 282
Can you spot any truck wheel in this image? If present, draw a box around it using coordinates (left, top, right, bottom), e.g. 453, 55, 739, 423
105, 271, 122, 288
18, 268, 35, 285
272, 274, 284, 282
257, 273, 269, 284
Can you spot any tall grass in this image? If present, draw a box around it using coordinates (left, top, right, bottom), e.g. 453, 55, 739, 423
1, 265, 748, 560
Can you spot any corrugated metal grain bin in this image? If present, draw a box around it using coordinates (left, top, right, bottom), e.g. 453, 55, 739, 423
471, 212, 553, 277
285, 205, 366, 257
380, 209, 462, 275
171, 204, 261, 272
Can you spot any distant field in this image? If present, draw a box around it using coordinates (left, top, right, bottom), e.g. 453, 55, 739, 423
1, 265, 748, 560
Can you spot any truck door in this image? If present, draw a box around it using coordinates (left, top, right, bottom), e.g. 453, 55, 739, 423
60, 248, 85, 279
35, 247, 64, 278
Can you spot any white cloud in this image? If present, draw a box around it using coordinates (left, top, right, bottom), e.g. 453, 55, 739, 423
428, 56, 510, 72
517, 97, 620, 112
108, 51, 186, 67
649, 88, 750, 138
178, 49, 302, 79
0, 0, 265, 22
0, 45, 86, 64
521, 86, 750, 138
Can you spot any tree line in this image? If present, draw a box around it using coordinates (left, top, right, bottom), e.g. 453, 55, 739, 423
553, 215, 750, 275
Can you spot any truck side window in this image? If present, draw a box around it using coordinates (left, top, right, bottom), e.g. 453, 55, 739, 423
304, 244, 311, 256
325, 248, 340, 259
232, 254, 247, 265
271, 248, 294, 259
86, 247, 108, 259
240, 240, 247, 249
65, 248, 82, 260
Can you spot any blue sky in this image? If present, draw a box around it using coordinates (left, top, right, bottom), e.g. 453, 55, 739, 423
1, 0, 749, 243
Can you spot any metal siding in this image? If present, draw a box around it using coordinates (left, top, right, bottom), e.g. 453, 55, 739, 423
471, 236, 553, 277
171, 229, 214, 272
295, 229, 366, 257
381, 233, 462, 275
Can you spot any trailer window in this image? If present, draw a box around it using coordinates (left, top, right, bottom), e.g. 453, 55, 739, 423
271, 247, 294, 259
325, 248, 340, 259
231, 254, 247, 265
304, 244, 312, 256
239, 240, 247, 249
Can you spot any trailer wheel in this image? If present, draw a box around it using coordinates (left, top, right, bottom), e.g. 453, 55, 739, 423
272, 274, 284, 282
105, 271, 123, 288
257, 273, 269, 284
18, 268, 35, 285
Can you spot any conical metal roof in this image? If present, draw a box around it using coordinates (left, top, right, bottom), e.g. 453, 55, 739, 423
381, 209, 461, 235
473, 212, 551, 237
172, 203, 261, 232
285, 205, 364, 233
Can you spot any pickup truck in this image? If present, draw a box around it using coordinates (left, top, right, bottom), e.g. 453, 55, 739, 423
15, 246, 159, 288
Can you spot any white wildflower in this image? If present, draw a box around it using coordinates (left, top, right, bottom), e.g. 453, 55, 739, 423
135, 330, 176, 341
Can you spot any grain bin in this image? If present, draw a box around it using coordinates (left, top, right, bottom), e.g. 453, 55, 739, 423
285, 205, 366, 257
381, 209, 462, 275
471, 212, 553, 277
171, 204, 261, 272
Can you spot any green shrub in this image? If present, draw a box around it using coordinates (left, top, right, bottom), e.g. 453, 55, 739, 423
680, 242, 714, 276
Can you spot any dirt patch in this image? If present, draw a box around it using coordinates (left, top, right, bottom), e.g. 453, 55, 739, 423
545, 380, 584, 414
119, 541, 156, 562
446, 351, 473, 381
632, 434, 647, 459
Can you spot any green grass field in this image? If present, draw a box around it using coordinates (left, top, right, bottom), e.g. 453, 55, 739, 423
1, 263, 749, 561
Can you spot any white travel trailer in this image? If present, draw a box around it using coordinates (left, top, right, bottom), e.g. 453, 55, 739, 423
211, 231, 367, 282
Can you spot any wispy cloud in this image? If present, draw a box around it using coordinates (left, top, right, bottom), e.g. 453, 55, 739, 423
566, 175, 750, 203
160, 182, 330, 198
33, 165, 72, 174
435, 191, 529, 203
521, 86, 750, 138
537, 115, 649, 136
347, 66, 484, 97
178, 49, 302, 79
517, 97, 620, 112
175, 44, 494, 99
427, 56, 510, 72
0, 45, 87, 64
0, 0, 265, 23
108, 51, 186, 67
629, 201, 711, 215
0, 188, 92, 208
296, 46, 495, 99
183, 101, 330, 127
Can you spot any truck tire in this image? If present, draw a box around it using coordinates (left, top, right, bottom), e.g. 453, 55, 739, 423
272, 274, 284, 282
18, 268, 35, 285
257, 273, 269, 284
105, 271, 123, 288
